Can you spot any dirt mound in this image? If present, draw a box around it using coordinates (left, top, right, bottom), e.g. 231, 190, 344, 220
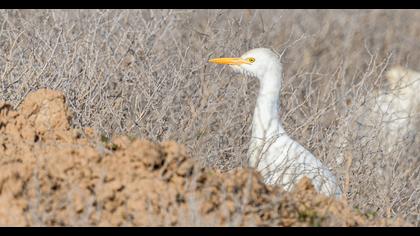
0, 89, 409, 226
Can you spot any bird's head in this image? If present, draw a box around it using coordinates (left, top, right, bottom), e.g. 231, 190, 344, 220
209, 48, 281, 80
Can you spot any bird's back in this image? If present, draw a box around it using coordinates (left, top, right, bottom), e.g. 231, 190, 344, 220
249, 134, 342, 198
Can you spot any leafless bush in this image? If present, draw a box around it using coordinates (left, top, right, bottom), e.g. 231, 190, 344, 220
0, 9, 419, 225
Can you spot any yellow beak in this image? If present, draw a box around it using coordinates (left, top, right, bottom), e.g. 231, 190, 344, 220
208, 57, 250, 65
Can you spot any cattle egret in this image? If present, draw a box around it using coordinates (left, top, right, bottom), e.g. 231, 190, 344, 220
335, 66, 420, 162
375, 66, 420, 146
209, 48, 342, 197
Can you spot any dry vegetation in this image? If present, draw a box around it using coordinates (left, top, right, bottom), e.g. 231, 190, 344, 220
0, 9, 419, 226
0, 89, 411, 226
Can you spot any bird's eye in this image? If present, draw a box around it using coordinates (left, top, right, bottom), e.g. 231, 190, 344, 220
248, 57, 256, 63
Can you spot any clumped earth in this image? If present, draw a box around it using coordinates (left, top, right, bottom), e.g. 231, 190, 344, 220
0, 89, 410, 226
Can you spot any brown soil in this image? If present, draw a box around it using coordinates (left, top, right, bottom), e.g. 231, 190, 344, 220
0, 89, 410, 226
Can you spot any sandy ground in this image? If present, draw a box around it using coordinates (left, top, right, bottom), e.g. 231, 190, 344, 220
0, 89, 410, 226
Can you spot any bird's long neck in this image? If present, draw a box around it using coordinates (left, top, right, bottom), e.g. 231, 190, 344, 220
252, 63, 285, 140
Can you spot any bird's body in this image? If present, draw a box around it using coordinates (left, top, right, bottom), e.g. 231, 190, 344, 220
209, 48, 342, 198
374, 66, 420, 146
335, 66, 420, 164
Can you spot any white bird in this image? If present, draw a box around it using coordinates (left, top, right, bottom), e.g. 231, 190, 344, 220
374, 66, 420, 147
209, 48, 342, 197
335, 66, 420, 165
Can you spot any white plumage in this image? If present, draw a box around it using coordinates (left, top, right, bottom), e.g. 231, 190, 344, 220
209, 48, 342, 198
374, 66, 420, 147
335, 66, 420, 162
